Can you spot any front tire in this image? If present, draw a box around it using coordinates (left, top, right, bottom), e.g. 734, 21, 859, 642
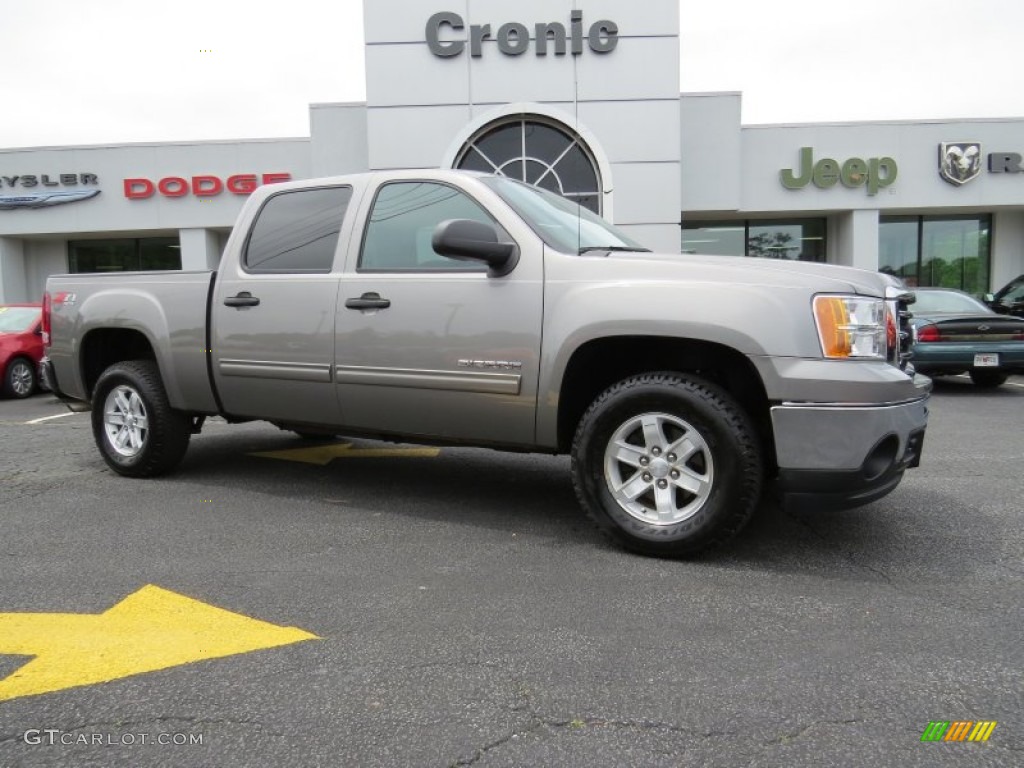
91, 360, 191, 477
571, 373, 763, 557
3, 357, 37, 398
969, 370, 1008, 389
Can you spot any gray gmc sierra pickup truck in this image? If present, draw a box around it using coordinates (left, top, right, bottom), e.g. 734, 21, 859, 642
41, 170, 930, 556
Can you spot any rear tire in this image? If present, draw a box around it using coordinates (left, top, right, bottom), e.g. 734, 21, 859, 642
571, 372, 763, 557
969, 370, 1008, 389
3, 357, 37, 398
91, 360, 191, 477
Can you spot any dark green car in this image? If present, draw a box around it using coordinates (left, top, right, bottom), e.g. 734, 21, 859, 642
911, 288, 1024, 388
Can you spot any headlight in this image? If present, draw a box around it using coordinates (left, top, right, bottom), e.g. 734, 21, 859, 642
813, 295, 887, 359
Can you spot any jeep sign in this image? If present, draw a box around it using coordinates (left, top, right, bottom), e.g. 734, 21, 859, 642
781, 147, 897, 196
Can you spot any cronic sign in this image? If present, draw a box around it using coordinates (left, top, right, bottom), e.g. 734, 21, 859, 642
426, 11, 618, 58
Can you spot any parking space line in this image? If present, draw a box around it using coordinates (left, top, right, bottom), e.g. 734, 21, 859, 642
25, 412, 79, 425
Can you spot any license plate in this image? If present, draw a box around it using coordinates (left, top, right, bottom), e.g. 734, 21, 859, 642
974, 353, 999, 367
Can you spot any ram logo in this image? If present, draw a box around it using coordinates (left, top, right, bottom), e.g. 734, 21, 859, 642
939, 142, 982, 186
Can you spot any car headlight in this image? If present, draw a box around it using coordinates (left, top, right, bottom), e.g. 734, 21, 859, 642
813, 295, 887, 360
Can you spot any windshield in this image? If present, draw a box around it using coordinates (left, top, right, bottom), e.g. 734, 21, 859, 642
913, 291, 992, 314
480, 176, 649, 254
0, 307, 40, 333
995, 276, 1024, 302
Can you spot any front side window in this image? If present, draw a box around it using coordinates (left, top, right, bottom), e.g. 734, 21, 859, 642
359, 182, 502, 272
244, 186, 352, 273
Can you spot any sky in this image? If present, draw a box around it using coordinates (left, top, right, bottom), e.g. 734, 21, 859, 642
2, 0, 1023, 149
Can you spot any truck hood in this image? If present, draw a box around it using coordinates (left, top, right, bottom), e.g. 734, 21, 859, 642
599, 251, 895, 297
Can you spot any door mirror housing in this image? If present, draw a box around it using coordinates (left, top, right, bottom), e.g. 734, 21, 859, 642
983, 292, 995, 303
432, 219, 518, 276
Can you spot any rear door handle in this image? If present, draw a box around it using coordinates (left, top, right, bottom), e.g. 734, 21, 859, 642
224, 292, 261, 308
345, 292, 391, 310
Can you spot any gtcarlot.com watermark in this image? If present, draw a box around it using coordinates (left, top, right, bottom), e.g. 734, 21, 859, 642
23, 729, 203, 746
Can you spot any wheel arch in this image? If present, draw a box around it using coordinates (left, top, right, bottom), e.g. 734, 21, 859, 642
80, 328, 158, 399
554, 336, 776, 470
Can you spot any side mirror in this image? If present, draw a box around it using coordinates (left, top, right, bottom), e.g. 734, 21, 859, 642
432, 219, 518, 277
983, 293, 995, 303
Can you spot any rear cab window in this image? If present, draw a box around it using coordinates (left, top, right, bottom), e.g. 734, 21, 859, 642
244, 186, 353, 273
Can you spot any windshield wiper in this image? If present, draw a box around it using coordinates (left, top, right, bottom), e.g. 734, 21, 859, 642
577, 246, 652, 254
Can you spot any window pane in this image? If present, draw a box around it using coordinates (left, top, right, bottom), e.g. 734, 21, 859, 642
360, 182, 496, 271
471, 123, 522, 171
524, 123, 571, 165
69, 240, 138, 272
747, 219, 826, 261
682, 222, 745, 256
139, 237, 182, 270
879, 217, 919, 286
552, 145, 599, 196
920, 216, 990, 296
245, 186, 351, 273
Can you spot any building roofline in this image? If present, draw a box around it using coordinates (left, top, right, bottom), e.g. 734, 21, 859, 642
0, 136, 311, 154
744, 115, 1024, 129
309, 101, 368, 109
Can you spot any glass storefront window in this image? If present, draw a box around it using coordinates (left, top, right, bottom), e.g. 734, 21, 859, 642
682, 219, 826, 261
748, 219, 825, 261
879, 215, 991, 295
681, 223, 745, 256
68, 237, 181, 273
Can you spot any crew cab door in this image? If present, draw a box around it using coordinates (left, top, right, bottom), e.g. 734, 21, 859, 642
211, 184, 356, 425
334, 179, 543, 446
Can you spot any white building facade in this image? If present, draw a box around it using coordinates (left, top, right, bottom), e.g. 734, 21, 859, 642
2, 0, 1022, 302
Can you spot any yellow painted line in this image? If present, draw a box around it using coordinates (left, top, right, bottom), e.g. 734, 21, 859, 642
250, 441, 440, 466
25, 412, 79, 425
0, 585, 318, 702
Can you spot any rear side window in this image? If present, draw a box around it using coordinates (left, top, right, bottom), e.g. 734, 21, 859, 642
244, 186, 352, 273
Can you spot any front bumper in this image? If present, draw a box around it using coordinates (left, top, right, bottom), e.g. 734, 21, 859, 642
771, 374, 931, 511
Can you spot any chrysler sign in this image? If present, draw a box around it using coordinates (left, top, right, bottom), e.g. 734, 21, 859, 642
0, 172, 100, 210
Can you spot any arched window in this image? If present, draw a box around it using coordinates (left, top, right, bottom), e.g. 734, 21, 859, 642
455, 117, 602, 214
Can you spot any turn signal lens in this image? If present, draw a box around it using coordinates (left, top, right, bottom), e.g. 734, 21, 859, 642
813, 295, 887, 359
916, 325, 942, 343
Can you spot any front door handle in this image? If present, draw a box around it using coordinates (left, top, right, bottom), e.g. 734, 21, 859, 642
224, 292, 261, 308
345, 292, 391, 310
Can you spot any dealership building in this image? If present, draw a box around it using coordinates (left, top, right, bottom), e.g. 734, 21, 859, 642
2, 0, 1023, 303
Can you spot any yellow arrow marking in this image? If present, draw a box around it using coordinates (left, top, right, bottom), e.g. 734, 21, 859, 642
0, 585, 318, 702
250, 441, 440, 466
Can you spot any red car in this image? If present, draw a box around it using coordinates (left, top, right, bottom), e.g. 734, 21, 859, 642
0, 303, 44, 398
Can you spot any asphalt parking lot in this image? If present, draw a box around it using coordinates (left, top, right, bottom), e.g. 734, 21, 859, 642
0, 377, 1021, 767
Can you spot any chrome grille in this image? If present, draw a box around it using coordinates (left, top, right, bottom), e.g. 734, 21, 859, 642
886, 287, 915, 370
